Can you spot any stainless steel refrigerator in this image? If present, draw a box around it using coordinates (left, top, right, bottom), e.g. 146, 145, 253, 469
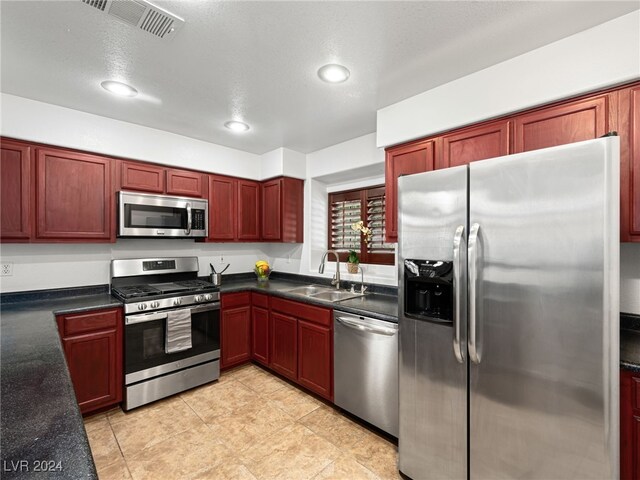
397, 137, 620, 480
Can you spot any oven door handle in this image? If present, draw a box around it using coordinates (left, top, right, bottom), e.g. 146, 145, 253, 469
125, 302, 220, 325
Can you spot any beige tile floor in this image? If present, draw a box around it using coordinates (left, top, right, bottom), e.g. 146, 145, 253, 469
84, 364, 400, 480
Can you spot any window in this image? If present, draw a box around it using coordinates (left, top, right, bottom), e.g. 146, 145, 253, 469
328, 185, 395, 265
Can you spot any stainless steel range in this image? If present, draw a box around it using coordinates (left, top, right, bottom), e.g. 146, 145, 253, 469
111, 257, 220, 411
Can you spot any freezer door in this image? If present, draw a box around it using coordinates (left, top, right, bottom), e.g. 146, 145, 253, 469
468, 138, 619, 479
398, 166, 468, 480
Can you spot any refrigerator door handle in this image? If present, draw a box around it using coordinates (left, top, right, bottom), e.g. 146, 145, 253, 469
452, 225, 465, 364
468, 222, 481, 364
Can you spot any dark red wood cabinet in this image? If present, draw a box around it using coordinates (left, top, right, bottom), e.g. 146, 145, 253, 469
384, 139, 435, 243
270, 311, 298, 380
208, 175, 237, 241
514, 94, 610, 154
261, 177, 304, 243
619, 84, 640, 242
36, 148, 114, 242
1, 139, 32, 241
621, 369, 640, 480
120, 161, 165, 194
119, 161, 205, 198
297, 319, 332, 399
56, 308, 123, 415
441, 120, 510, 168
270, 297, 333, 400
251, 293, 270, 366
237, 179, 261, 241
220, 292, 252, 369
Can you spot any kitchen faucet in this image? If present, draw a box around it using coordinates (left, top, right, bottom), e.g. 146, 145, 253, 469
358, 266, 367, 294
318, 250, 340, 290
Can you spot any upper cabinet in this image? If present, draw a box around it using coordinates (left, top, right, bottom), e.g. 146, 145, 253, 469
441, 120, 510, 168
385, 139, 435, 243
208, 174, 237, 241
237, 179, 261, 241
261, 177, 304, 243
514, 94, 610, 153
36, 148, 114, 242
619, 84, 640, 242
1, 139, 32, 241
385, 82, 639, 243
119, 160, 205, 198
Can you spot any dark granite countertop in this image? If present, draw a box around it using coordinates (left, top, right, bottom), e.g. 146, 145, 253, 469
621, 313, 640, 373
1, 293, 121, 479
219, 278, 398, 322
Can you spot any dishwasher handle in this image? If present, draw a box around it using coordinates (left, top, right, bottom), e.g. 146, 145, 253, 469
335, 316, 397, 336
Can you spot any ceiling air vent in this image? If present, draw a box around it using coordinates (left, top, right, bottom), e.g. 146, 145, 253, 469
81, 0, 184, 40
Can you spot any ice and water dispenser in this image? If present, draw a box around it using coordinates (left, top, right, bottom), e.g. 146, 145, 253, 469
404, 259, 453, 323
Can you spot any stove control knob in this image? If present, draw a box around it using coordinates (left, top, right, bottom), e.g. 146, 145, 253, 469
173, 298, 182, 306
150, 301, 160, 309
194, 295, 203, 302
138, 303, 148, 311
204, 294, 213, 301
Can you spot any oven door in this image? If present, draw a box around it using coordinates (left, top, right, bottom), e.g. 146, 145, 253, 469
118, 191, 207, 238
124, 303, 220, 385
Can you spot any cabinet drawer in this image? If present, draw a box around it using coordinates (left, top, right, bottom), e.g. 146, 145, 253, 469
222, 292, 251, 309
252, 292, 269, 309
271, 297, 331, 327
58, 308, 121, 337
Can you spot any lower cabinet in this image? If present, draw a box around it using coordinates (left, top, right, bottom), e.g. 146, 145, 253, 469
270, 312, 298, 380
56, 308, 123, 415
621, 369, 640, 480
297, 320, 332, 399
251, 293, 270, 366
220, 292, 251, 369
271, 297, 333, 401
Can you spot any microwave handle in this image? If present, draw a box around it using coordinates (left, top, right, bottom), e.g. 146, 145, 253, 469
186, 203, 192, 235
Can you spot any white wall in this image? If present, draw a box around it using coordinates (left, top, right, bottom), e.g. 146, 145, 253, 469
377, 10, 640, 148
259, 147, 306, 180
0, 241, 268, 293
621, 244, 640, 315
0, 93, 262, 179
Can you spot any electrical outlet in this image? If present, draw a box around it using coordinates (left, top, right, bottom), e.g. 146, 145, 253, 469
1, 262, 13, 276
220, 254, 224, 263
286, 254, 291, 264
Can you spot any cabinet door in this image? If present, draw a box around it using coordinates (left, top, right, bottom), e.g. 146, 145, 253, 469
220, 305, 251, 369
61, 329, 121, 414
237, 179, 261, 241
36, 148, 114, 241
1, 140, 32, 241
621, 371, 640, 480
120, 161, 165, 193
281, 177, 304, 243
514, 95, 610, 153
251, 305, 270, 366
166, 168, 205, 198
208, 175, 237, 241
297, 319, 332, 400
441, 120, 510, 168
619, 84, 640, 242
261, 179, 282, 241
271, 312, 297, 380
385, 139, 435, 242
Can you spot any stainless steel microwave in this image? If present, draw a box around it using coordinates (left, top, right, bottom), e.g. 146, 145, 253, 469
118, 191, 208, 238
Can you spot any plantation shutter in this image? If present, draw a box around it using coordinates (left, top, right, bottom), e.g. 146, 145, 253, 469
328, 185, 395, 266
365, 187, 394, 264
329, 190, 362, 254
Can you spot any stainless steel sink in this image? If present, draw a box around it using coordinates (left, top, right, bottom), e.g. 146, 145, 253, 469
308, 290, 365, 302
284, 285, 334, 296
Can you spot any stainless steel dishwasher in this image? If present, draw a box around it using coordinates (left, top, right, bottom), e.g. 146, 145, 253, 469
334, 311, 398, 437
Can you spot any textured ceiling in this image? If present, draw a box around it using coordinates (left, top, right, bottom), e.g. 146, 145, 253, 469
1, 1, 638, 154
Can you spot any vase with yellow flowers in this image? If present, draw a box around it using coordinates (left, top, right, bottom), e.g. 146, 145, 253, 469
348, 221, 372, 273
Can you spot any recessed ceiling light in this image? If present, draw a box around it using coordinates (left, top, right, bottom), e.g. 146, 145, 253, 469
101, 80, 138, 97
224, 121, 250, 132
317, 64, 350, 83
